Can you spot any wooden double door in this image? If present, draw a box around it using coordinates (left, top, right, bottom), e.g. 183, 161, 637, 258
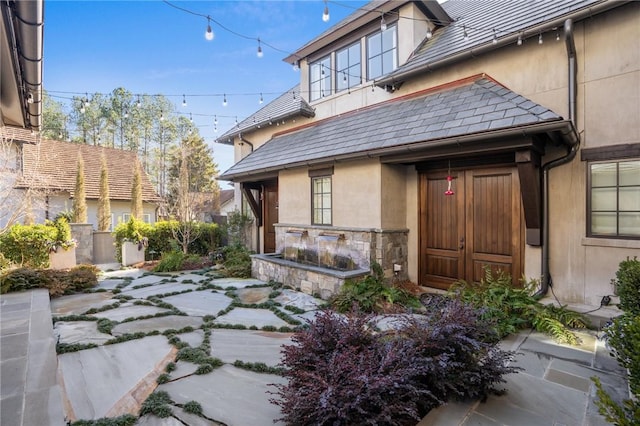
419, 167, 523, 289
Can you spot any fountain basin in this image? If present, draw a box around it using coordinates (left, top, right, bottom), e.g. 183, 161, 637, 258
252, 253, 369, 299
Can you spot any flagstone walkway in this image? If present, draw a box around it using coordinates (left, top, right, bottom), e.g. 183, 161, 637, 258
1, 266, 630, 425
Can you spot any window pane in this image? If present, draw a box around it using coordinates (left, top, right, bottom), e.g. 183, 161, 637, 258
369, 57, 382, 80
336, 49, 347, 68
591, 163, 617, 187
592, 187, 617, 210
620, 212, 640, 236
368, 33, 381, 56
620, 187, 640, 211
592, 212, 617, 235
322, 178, 331, 192
620, 161, 640, 186
323, 210, 331, 224
382, 27, 396, 50
310, 64, 320, 81
382, 50, 395, 75
314, 210, 322, 224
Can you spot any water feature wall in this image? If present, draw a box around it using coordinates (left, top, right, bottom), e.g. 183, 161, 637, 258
252, 225, 409, 299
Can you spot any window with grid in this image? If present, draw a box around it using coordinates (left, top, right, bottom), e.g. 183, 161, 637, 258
589, 160, 640, 238
367, 24, 397, 80
336, 41, 361, 92
310, 56, 331, 101
312, 176, 332, 225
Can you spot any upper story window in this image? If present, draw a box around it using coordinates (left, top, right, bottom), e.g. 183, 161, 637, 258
589, 159, 640, 238
367, 24, 397, 80
336, 41, 361, 92
310, 55, 331, 101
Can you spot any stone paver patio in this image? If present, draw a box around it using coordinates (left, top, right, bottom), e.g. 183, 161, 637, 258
1, 266, 629, 425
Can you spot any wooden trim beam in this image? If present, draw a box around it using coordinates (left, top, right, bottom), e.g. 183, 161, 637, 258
241, 184, 262, 227
581, 143, 640, 161
516, 150, 542, 246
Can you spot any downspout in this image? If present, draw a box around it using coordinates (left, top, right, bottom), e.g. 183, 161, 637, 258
239, 134, 260, 252
535, 18, 580, 298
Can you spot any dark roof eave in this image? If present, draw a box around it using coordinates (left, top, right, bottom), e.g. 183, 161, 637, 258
219, 119, 578, 182
376, 0, 630, 88
216, 107, 315, 146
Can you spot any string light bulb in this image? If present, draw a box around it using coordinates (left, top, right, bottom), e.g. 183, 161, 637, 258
322, 1, 329, 22
182, 95, 187, 107
189, 113, 193, 123
463, 25, 468, 41
380, 13, 387, 32
222, 94, 227, 107
292, 61, 299, 71
80, 101, 86, 114
214, 115, 218, 125
160, 110, 165, 121
259, 93, 263, 104
27, 93, 34, 104
426, 27, 433, 39
556, 29, 560, 41
492, 29, 498, 44
517, 32, 523, 46
85, 93, 90, 107
205, 16, 214, 41
538, 33, 543, 44
257, 39, 263, 58
136, 96, 141, 108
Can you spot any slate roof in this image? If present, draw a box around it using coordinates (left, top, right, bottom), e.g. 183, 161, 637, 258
219, 189, 234, 206
1, 126, 40, 144
217, 85, 314, 144
17, 139, 161, 202
220, 76, 564, 181
378, 0, 607, 85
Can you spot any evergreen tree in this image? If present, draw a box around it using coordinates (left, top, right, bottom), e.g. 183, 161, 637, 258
72, 153, 87, 223
97, 155, 111, 231
131, 160, 143, 220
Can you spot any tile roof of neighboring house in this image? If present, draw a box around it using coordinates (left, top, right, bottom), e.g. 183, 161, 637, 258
16, 139, 161, 202
377, 0, 612, 86
216, 85, 315, 144
219, 189, 234, 206
220, 76, 569, 181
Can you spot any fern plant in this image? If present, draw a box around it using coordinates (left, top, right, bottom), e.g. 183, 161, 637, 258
449, 267, 587, 343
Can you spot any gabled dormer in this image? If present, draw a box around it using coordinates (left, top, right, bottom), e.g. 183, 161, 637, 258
283, 1, 452, 105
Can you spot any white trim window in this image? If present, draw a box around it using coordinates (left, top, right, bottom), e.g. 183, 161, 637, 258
589, 159, 640, 238
367, 24, 397, 80
310, 55, 331, 101
336, 41, 361, 92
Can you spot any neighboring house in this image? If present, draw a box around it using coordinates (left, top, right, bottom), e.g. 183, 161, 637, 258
219, 189, 235, 216
218, 0, 639, 306
12, 133, 161, 230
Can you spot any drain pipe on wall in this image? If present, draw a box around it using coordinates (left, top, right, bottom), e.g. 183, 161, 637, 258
238, 134, 261, 253
535, 18, 580, 299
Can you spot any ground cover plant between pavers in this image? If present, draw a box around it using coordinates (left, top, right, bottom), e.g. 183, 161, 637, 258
50, 269, 306, 425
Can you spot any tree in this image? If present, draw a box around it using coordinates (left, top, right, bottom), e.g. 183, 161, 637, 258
170, 142, 201, 253
131, 160, 143, 220
41, 90, 68, 140
72, 153, 87, 223
97, 155, 111, 231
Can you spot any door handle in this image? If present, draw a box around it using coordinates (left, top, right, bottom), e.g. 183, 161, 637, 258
459, 237, 465, 250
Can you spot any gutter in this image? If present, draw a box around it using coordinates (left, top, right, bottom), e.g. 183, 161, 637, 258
375, 0, 629, 89
535, 18, 580, 299
220, 119, 578, 182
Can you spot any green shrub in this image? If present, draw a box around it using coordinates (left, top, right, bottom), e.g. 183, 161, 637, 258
0, 223, 56, 268
614, 257, 640, 315
153, 250, 186, 272
222, 244, 252, 278
449, 268, 587, 344
145, 220, 223, 259
331, 263, 420, 313
0, 265, 98, 297
113, 218, 152, 262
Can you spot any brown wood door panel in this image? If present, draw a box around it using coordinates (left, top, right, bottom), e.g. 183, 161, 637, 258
263, 184, 278, 254
420, 167, 522, 289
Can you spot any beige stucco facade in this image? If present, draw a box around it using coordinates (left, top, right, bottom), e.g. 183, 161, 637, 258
228, 1, 640, 305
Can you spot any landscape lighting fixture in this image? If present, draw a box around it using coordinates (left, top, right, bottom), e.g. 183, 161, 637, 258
205, 16, 214, 41
322, 1, 329, 22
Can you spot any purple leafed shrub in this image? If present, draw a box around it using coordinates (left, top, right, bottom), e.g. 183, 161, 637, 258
272, 300, 517, 426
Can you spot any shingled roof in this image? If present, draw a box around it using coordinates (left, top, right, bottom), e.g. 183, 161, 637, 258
220, 76, 575, 181
376, 0, 617, 86
17, 139, 161, 202
216, 85, 315, 144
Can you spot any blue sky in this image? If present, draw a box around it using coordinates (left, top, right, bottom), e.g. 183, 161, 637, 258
44, 0, 368, 176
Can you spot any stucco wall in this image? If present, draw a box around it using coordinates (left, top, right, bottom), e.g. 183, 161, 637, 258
334, 160, 381, 228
